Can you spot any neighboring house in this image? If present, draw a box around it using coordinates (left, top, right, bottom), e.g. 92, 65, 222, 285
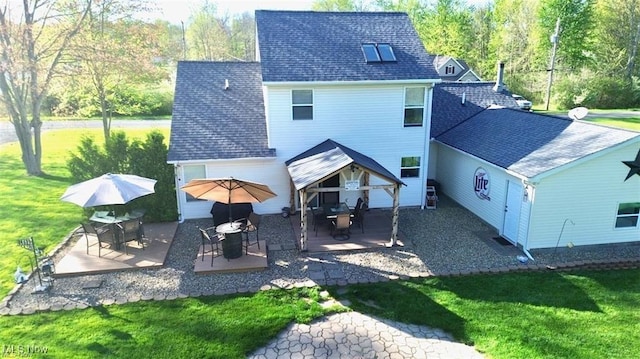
168, 10, 640, 252
433, 55, 482, 82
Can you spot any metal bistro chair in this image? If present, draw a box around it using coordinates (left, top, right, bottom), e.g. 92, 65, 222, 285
311, 206, 328, 236
242, 212, 262, 254
331, 213, 352, 240
198, 226, 221, 266
82, 222, 118, 257
353, 203, 367, 233
116, 218, 145, 255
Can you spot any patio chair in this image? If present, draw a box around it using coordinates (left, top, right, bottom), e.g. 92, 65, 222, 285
198, 226, 221, 266
311, 206, 327, 236
353, 203, 367, 233
82, 222, 118, 257
116, 218, 144, 254
243, 212, 261, 253
331, 213, 352, 240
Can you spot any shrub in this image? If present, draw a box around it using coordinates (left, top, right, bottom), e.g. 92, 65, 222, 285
67, 130, 178, 222
582, 76, 640, 109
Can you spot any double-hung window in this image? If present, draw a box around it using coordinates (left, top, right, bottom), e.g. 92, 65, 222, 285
401, 157, 420, 178
183, 165, 205, 202
292, 90, 313, 120
404, 87, 425, 127
615, 202, 640, 228
445, 65, 455, 74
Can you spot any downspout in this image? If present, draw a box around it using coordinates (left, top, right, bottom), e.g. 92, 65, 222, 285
521, 180, 536, 260
174, 164, 184, 223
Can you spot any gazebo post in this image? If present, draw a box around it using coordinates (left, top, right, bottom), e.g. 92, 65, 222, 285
299, 189, 308, 251
389, 183, 400, 247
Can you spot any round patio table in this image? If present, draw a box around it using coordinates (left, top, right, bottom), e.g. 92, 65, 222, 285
216, 222, 244, 259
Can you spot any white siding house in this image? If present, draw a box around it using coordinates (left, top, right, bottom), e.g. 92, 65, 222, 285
168, 11, 441, 221
168, 10, 640, 251
433, 103, 640, 251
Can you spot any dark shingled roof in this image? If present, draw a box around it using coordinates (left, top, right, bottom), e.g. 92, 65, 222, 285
255, 10, 440, 82
435, 107, 640, 179
167, 61, 275, 162
286, 139, 404, 190
431, 82, 520, 138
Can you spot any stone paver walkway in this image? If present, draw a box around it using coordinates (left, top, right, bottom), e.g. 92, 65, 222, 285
248, 312, 484, 359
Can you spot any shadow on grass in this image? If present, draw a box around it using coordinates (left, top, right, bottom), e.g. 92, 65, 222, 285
329, 281, 472, 342
434, 271, 602, 312
329, 271, 603, 343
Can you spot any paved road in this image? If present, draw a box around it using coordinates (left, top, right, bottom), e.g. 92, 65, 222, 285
0, 120, 171, 145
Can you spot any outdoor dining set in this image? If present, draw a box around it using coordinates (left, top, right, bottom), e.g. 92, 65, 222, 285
59, 173, 156, 257
82, 211, 146, 256
310, 198, 367, 240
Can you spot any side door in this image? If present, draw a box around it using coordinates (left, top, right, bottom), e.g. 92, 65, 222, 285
502, 180, 522, 244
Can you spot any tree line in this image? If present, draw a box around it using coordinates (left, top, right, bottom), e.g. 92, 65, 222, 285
1, 0, 638, 175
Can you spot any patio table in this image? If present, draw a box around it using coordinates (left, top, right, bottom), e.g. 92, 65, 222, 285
216, 222, 245, 259
322, 202, 351, 219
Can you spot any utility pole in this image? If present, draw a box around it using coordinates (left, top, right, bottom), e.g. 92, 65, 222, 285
545, 18, 560, 111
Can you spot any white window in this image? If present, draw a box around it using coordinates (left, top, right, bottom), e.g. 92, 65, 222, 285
445, 64, 455, 74
404, 87, 425, 127
292, 90, 313, 120
183, 165, 205, 202
401, 156, 420, 178
615, 202, 640, 228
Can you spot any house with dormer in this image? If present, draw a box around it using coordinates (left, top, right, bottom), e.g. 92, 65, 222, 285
433, 55, 482, 82
168, 10, 640, 252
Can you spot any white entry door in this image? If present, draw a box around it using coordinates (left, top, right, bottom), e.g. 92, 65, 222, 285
502, 181, 522, 244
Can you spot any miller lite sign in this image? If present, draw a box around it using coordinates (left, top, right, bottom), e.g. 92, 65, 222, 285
473, 167, 491, 200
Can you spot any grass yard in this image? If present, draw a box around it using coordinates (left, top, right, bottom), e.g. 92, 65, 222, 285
0, 270, 637, 358
0, 127, 169, 295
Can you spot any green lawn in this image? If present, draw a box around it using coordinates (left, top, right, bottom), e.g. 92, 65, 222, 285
0, 270, 637, 358
1, 122, 639, 358
0, 128, 169, 294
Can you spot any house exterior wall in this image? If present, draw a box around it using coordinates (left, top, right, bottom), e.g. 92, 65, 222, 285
265, 83, 433, 209
434, 143, 530, 245
435, 141, 640, 250
176, 158, 288, 220
526, 143, 640, 249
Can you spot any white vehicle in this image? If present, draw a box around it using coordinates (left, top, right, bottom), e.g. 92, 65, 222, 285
512, 94, 532, 110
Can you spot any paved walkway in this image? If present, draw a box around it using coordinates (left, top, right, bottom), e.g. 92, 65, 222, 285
249, 311, 484, 359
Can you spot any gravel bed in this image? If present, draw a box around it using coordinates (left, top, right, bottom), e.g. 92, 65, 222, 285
3, 196, 639, 314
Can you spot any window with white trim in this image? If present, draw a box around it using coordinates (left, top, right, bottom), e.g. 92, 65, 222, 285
615, 202, 640, 228
401, 156, 420, 178
183, 165, 205, 202
404, 87, 425, 127
445, 64, 455, 74
292, 90, 313, 120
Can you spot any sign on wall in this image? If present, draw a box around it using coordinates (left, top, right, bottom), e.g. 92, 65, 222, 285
345, 180, 360, 191
474, 167, 491, 200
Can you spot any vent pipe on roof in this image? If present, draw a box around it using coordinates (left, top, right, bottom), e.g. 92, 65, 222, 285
224, 79, 229, 90
461, 92, 466, 105
493, 62, 505, 92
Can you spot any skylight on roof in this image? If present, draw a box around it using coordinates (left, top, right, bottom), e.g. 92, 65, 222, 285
362, 43, 397, 63
377, 43, 396, 62
362, 43, 381, 63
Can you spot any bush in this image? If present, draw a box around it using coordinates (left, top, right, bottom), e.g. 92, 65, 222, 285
582, 76, 640, 109
67, 130, 178, 222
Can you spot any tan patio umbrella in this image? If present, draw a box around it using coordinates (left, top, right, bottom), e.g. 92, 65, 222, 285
180, 177, 276, 222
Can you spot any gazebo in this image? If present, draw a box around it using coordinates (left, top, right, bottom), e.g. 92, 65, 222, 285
285, 139, 405, 251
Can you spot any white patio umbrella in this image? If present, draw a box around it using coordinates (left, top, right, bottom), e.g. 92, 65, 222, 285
60, 173, 157, 208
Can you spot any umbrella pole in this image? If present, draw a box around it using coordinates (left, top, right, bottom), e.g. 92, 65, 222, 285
228, 183, 233, 223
